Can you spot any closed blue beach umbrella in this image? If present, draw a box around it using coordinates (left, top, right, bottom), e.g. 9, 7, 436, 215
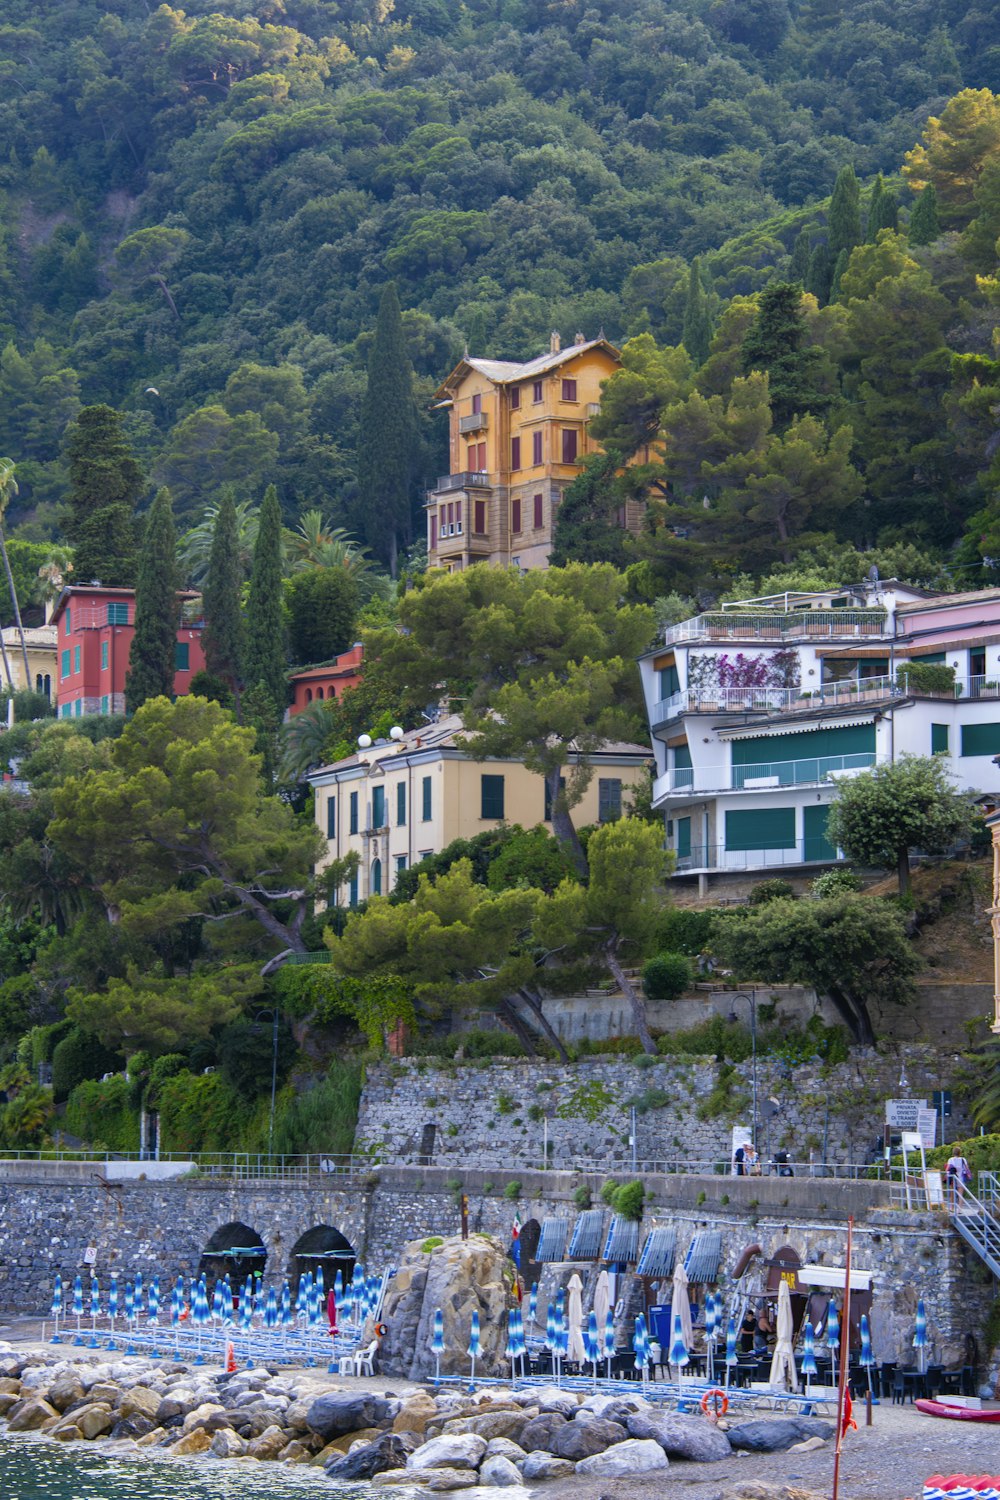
88, 1276, 101, 1348
50, 1272, 63, 1341
242, 1278, 254, 1330
134, 1272, 143, 1311
670, 1310, 690, 1371
528, 1283, 538, 1327
633, 1313, 651, 1382
315, 1264, 325, 1300
148, 1276, 159, 1323
212, 1282, 224, 1322
859, 1312, 877, 1402
107, 1273, 119, 1349
264, 1285, 278, 1331
72, 1274, 84, 1345
725, 1316, 738, 1366
827, 1301, 840, 1351
913, 1299, 928, 1374
704, 1292, 717, 1339
296, 1274, 310, 1320
333, 1268, 342, 1303
506, 1308, 519, 1385
281, 1280, 293, 1333
467, 1309, 481, 1389
545, 1303, 556, 1351
123, 1282, 136, 1355
432, 1307, 445, 1384
603, 1308, 616, 1379
801, 1322, 818, 1379
351, 1263, 365, 1322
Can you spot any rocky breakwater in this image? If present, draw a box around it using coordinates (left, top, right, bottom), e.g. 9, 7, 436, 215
317, 1384, 834, 1490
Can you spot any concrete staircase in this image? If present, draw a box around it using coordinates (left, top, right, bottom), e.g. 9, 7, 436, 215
950, 1171, 1000, 1279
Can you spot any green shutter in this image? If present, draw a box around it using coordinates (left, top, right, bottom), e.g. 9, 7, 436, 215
422, 775, 432, 820
372, 785, 385, 827
676, 816, 691, 858
396, 781, 406, 825
911, 652, 946, 664
174, 642, 190, 672
481, 774, 505, 819
326, 796, 336, 838
673, 743, 692, 769
803, 803, 836, 862
931, 723, 949, 755
730, 725, 875, 765
349, 790, 359, 833
658, 664, 679, 699
725, 807, 796, 851
961, 722, 1000, 757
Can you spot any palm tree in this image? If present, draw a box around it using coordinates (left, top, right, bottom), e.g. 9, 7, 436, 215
284, 511, 389, 601
278, 699, 338, 781
0, 459, 28, 689
178, 494, 260, 586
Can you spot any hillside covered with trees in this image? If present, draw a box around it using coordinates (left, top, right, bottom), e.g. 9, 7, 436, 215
2, 0, 1000, 576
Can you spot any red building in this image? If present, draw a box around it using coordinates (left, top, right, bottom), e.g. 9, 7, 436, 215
52, 585, 206, 717
288, 643, 364, 717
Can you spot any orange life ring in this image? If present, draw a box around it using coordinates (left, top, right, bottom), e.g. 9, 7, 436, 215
375, 1322, 388, 1338
700, 1388, 728, 1419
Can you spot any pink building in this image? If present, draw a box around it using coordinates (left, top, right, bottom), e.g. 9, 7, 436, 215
288, 643, 364, 717
52, 585, 206, 717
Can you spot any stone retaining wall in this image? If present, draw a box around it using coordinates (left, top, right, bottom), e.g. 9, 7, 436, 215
355, 1047, 971, 1169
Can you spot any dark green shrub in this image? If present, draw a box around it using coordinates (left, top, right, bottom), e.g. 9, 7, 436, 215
270, 1057, 362, 1156
811, 868, 863, 898
898, 661, 956, 695
51, 1027, 123, 1103
65, 1075, 140, 1152
609, 1179, 645, 1219
461, 1029, 526, 1058
748, 879, 796, 904
642, 951, 694, 1001
216, 1016, 297, 1096
485, 825, 578, 894
156, 1070, 248, 1153
654, 907, 714, 955
573, 1184, 592, 1209
27, 1020, 73, 1070
0, 975, 41, 1045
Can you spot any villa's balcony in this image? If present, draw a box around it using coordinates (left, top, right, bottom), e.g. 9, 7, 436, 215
673, 841, 839, 874
650, 675, 904, 728
661, 610, 888, 646
430, 470, 490, 495
653, 751, 884, 803
458, 411, 489, 433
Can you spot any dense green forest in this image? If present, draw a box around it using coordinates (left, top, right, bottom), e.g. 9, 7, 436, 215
2, 0, 1000, 569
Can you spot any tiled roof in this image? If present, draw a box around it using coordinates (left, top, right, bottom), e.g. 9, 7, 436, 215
897, 587, 1000, 613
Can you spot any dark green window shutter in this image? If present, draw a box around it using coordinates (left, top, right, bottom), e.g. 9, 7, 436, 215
725, 807, 796, 851
658, 664, 679, 699
676, 816, 691, 858
326, 795, 336, 838
481, 774, 505, 819
396, 781, 406, 825
803, 803, 836, 862
961, 722, 1000, 757
174, 641, 190, 672
372, 785, 385, 827
931, 723, 949, 755
421, 775, 432, 820
349, 790, 359, 834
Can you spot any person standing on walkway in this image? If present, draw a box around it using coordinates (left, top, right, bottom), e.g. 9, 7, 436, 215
945, 1148, 972, 1207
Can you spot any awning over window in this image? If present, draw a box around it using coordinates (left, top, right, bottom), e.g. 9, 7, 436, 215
717, 715, 876, 741
568, 1209, 605, 1260
636, 1226, 677, 1278
536, 1218, 570, 1263
684, 1230, 722, 1284
602, 1215, 640, 1264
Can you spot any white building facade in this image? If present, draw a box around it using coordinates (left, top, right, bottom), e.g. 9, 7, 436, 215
639, 583, 1000, 885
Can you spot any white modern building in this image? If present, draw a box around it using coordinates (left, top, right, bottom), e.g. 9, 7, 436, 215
639, 582, 1000, 887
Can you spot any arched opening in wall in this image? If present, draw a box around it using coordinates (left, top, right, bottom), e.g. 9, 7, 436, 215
371, 857, 382, 896
288, 1224, 356, 1299
515, 1217, 542, 1290
199, 1222, 266, 1290
316, 687, 324, 699
305, 688, 313, 703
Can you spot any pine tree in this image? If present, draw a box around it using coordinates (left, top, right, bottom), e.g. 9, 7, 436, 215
64, 405, 142, 586
789, 229, 811, 283
125, 488, 179, 715
243, 484, 287, 717
356, 283, 419, 577
829, 248, 850, 301
909, 184, 941, 245
741, 282, 826, 429
806, 244, 833, 305
828, 164, 862, 258
681, 257, 713, 367
202, 490, 244, 712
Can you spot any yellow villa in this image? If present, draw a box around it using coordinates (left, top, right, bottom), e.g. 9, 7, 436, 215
1, 624, 57, 705
426, 332, 642, 571
308, 713, 651, 903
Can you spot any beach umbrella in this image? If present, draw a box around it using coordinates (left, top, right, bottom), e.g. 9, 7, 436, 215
593, 1269, 611, 1340
859, 1313, 877, 1402
333, 1269, 342, 1305
724, 1316, 738, 1390
107, 1273, 119, 1349
669, 1310, 690, 1398
555, 1285, 565, 1321
50, 1273, 63, 1342
315, 1264, 325, 1301
351, 1264, 365, 1323
513, 1305, 526, 1372
827, 1301, 840, 1389
241, 1278, 254, 1329
432, 1307, 445, 1384
467, 1309, 481, 1389
148, 1276, 159, 1324
556, 1307, 569, 1386
633, 1313, 651, 1386
281, 1280, 293, 1345
72, 1274, 84, 1345
913, 1299, 928, 1375
603, 1308, 616, 1381
505, 1309, 519, 1385
134, 1272, 143, 1313
193, 1277, 209, 1363
801, 1322, 818, 1380
89, 1276, 101, 1348
768, 1280, 796, 1393
264, 1285, 278, 1333
671, 1260, 694, 1357
123, 1281, 136, 1355
367, 1273, 380, 1319
566, 1273, 587, 1367
545, 1302, 557, 1352
528, 1283, 538, 1329
296, 1273, 310, 1321
584, 1310, 600, 1382
704, 1292, 718, 1382
212, 1282, 224, 1324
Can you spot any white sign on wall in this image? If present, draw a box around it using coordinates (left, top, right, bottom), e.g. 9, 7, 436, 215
885, 1098, 928, 1129
916, 1108, 938, 1149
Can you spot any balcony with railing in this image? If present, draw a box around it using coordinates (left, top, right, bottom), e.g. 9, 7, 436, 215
654, 750, 884, 802
458, 411, 489, 433
430, 470, 491, 495
673, 840, 840, 873
661, 609, 887, 646
651, 674, 905, 728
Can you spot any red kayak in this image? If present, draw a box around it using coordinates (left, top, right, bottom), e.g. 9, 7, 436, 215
916, 1399, 1000, 1423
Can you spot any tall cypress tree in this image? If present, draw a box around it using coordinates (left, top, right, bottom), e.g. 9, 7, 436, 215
65, 405, 142, 586
681, 257, 713, 367
829, 248, 850, 302
828, 164, 862, 258
866, 174, 899, 241
202, 489, 244, 712
125, 488, 179, 715
806, 244, 833, 305
909, 184, 941, 245
243, 484, 287, 717
789, 229, 812, 283
356, 283, 419, 577
741, 281, 825, 429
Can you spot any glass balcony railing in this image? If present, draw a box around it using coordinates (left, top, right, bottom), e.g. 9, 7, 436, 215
658, 752, 882, 797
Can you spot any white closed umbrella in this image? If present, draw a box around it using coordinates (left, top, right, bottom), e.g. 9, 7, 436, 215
566, 1274, 587, 1366
768, 1280, 796, 1392
670, 1260, 694, 1354
593, 1269, 611, 1334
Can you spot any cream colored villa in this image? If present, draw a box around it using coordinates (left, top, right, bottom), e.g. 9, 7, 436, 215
307, 714, 651, 903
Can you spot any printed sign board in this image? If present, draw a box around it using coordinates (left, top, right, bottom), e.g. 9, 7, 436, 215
885, 1098, 928, 1128
916, 1108, 938, 1149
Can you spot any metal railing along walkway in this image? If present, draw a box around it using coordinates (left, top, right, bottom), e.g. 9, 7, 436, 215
950, 1171, 1000, 1279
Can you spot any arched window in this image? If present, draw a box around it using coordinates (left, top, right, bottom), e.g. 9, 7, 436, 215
305, 688, 313, 703
316, 687, 324, 699
371, 858, 382, 896
35, 674, 43, 693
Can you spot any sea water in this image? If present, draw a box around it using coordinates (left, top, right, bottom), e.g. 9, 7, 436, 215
0, 1433, 409, 1499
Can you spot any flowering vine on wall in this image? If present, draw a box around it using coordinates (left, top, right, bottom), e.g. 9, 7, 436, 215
688, 649, 800, 694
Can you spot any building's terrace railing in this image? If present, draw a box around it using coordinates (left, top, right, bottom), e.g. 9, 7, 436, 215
661, 610, 887, 645
430, 470, 490, 494
659, 751, 881, 798
673, 841, 839, 873
652, 673, 1000, 727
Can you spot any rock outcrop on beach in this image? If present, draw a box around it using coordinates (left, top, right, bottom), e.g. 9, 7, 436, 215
379, 1234, 511, 1382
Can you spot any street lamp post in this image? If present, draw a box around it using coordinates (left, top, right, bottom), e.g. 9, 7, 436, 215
253, 1009, 280, 1156
727, 990, 758, 1149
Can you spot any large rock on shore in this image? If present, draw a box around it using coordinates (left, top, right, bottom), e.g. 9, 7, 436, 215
576, 1437, 670, 1475
626, 1409, 732, 1461
305, 1390, 393, 1439
549, 1416, 626, 1460
324, 1432, 411, 1479
379, 1234, 510, 1381
408, 1433, 487, 1471
727, 1418, 835, 1453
